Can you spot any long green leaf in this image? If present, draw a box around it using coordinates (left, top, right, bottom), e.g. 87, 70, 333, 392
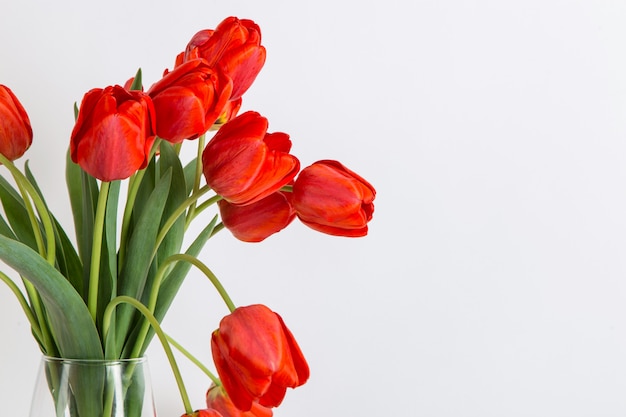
25, 162, 84, 297
112, 170, 172, 357
0, 175, 37, 249
0, 235, 102, 359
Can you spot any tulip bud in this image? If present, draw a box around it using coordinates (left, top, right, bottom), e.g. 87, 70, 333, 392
292, 160, 375, 237
202, 111, 299, 205
0, 85, 33, 161
70, 85, 156, 181
211, 304, 309, 411
180, 17, 266, 100
218, 191, 295, 242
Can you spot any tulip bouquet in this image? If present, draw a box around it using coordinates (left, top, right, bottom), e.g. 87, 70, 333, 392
0, 16, 375, 417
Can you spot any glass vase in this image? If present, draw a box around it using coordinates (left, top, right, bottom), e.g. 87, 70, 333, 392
29, 356, 157, 417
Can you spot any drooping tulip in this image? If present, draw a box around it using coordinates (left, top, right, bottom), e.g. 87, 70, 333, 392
206, 384, 273, 417
292, 160, 375, 237
70, 85, 156, 181
218, 191, 295, 242
147, 59, 233, 143
0, 85, 33, 161
211, 304, 309, 411
202, 111, 299, 205
178, 17, 266, 100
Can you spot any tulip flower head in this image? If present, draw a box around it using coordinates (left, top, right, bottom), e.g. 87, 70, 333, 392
147, 59, 233, 143
211, 304, 309, 411
202, 111, 299, 205
179, 17, 266, 100
218, 191, 295, 242
292, 160, 375, 237
0, 85, 33, 161
70, 85, 156, 181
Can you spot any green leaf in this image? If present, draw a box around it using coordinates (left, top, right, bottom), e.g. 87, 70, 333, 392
0, 175, 37, 249
112, 170, 173, 357
0, 235, 103, 359
154, 142, 186, 270
183, 158, 198, 197
25, 162, 84, 297
133, 215, 219, 355
66, 148, 99, 295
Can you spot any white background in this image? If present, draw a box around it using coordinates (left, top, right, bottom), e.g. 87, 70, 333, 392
2, 0, 626, 416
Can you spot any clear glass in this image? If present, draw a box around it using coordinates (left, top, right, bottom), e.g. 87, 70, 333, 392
29, 356, 157, 417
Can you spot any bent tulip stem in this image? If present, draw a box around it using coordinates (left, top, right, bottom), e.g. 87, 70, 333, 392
166, 334, 221, 386
153, 184, 211, 255
88, 181, 110, 323
102, 295, 193, 415
0, 154, 56, 265
187, 194, 223, 224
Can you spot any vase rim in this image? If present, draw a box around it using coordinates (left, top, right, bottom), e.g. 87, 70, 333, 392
41, 355, 148, 365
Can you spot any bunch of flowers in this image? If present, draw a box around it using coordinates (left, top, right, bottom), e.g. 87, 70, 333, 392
0, 16, 375, 417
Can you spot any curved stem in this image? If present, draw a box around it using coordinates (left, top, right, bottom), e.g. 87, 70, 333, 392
0, 154, 56, 265
186, 194, 223, 224
88, 181, 110, 322
166, 334, 221, 386
129, 252, 236, 359
152, 185, 211, 257
102, 295, 193, 415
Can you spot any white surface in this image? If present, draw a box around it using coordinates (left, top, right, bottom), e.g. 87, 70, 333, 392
2, 0, 626, 416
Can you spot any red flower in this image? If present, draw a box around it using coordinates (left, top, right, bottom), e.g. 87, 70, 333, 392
147, 59, 233, 143
202, 111, 299, 205
70, 85, 156, 181
0, 85, 32, 161
206, 384, 273, 417
292, 160, 375, 237
179, 17, 266, 100
218, 191, 295, 242
211, 305, 309, 411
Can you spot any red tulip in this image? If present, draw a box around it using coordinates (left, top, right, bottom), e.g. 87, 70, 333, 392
147, 59, 233, 143
202, 111, 299, 205
211, 304, 309, 411
218, 191, 295, 242
206, 384, 273, 417
292, 160, 375, 237
70, 85, 156, 181
0, 85, 33, 161
179, 17, 266, 100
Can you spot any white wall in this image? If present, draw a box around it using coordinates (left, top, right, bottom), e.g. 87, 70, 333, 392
2, 0, 626, 416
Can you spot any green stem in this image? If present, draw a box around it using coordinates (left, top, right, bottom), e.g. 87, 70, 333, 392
185, 134, 206, 228
0, 271, 42, 342
152, 185, 211, 256
0, 154, 56, 265
186, 194, 223, 224
0, 155, 58, 354
88, 181, 110, 323
129, 252, 236, 359
166, 334, 221, 386
102, 296, 193, 415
